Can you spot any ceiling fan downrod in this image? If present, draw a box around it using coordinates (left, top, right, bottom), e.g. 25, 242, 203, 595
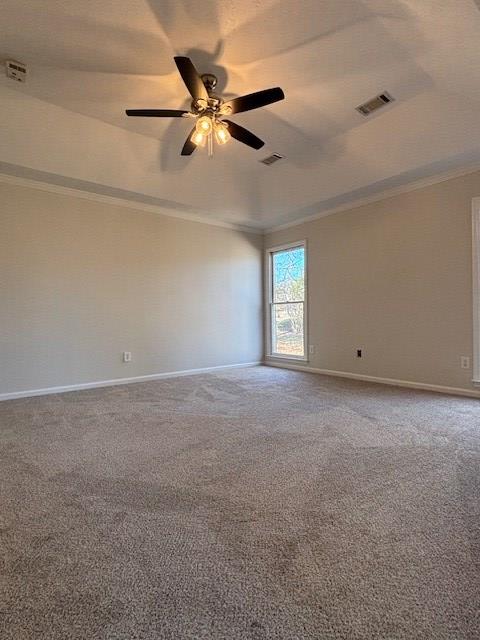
201, 73, 217, 93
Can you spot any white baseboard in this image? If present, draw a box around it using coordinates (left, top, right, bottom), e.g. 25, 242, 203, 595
265, 360, 480, 399
0, 362, 261, 401
4, 360, 478, 401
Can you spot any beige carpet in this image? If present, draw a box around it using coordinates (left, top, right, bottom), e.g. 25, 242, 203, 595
0, 365, 479, 639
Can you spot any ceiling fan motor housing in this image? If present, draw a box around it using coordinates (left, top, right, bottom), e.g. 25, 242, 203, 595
191, 74, 227, 116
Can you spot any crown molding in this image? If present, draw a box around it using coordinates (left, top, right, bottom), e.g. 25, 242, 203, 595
3, 160, 480, 237
265, 161, 480, 234
0, 172, 264, 235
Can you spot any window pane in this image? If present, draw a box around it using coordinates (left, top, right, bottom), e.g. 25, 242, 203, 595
272, 247, 305, 303
272, 302, 304, 356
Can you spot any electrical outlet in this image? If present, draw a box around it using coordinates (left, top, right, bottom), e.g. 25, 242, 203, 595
460, 356, 470, 370
356, 349, 362, 358
123, 351, 132, 363
308, 345, 315, 355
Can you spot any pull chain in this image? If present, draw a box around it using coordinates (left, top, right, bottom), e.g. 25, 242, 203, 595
208, 133, 214, 158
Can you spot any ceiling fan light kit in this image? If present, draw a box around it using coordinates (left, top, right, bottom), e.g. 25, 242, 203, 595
190, 114, 231, 157
214, 121, 230, 145
126, 56, 285, 158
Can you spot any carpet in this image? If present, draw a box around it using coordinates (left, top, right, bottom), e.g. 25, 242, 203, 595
0, 365, 479, 639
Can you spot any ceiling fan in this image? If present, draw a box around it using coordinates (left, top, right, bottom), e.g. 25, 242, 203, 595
126, 56, 285, 157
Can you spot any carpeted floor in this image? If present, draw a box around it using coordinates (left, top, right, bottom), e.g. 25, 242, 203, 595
0, 366, 479, 639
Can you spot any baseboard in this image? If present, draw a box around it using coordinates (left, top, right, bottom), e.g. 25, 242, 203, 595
264, 360, 480, 399
0, 362, 261, 401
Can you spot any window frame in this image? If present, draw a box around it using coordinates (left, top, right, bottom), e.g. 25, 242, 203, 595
473, 198, 480, 383
265, 240, 308, 361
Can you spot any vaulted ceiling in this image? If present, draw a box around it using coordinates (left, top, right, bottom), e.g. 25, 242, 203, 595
2, 0, 480, 230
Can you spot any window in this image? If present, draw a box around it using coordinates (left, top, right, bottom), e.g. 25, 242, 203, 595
473, 198, 480, 383
266, 241, 307, 359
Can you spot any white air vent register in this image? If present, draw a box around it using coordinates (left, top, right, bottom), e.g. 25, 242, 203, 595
5, 60, 27, 83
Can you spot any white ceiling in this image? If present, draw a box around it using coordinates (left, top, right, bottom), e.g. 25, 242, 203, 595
2, 0, 480, 230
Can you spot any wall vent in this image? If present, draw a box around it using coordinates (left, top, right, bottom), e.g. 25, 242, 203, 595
356, 92, 394, 116
5, 60, 27, 82
260, 153, 284, 166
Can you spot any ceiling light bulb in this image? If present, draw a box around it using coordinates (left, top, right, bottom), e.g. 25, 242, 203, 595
196, 115, 213, 135
214, 121, 231, 145
191, 130, 206, 147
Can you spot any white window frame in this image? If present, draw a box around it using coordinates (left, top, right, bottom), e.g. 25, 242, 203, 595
265, 240, 308, 361
473, 198, 480, 383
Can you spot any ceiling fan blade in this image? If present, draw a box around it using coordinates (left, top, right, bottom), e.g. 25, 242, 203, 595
174, 56, 209, 101
181, 126, 197, 156
223, 120, 265, 150
223, 87, 284, 114
126, 109, 188, 117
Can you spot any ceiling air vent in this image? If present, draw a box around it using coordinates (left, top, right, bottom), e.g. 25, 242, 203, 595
5, 60, 27, 83
260, 153, 284, 166
356, 92, 394, 116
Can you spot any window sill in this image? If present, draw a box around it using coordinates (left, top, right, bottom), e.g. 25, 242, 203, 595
266, 354, 309, 363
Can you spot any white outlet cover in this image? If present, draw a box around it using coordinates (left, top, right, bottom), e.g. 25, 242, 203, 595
461, 356, 470, 369
123, 351, 132, 363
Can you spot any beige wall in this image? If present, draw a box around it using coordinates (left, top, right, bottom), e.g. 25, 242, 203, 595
265, 170, 480, 392
2, 169, 479, 396
0, 182, 263, 394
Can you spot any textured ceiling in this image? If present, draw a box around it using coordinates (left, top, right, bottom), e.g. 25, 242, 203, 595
1, 0, 480, 229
